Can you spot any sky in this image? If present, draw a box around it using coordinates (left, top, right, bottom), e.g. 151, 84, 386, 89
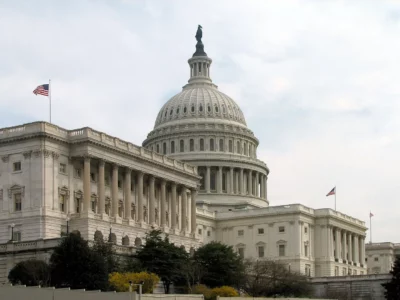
1, 0, 399, 242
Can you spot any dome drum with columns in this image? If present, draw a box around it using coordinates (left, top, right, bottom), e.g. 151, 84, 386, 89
143, 27, 269, 210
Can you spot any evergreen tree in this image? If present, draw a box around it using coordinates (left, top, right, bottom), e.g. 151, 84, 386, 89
49, 232, 108, 290
135, 229, 188, 293
8, 259, 50, 287
193, 241, 245, 288
382, 255, 400, 299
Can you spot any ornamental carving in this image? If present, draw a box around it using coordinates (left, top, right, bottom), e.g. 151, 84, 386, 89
1, 155, 9, 163
23, 151, 32, 159
8, 184, 25, 198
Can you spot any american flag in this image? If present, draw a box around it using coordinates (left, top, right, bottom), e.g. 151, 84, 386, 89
326, 187, 336, 197
33, 84, 49, 96
370, 212, 374, 217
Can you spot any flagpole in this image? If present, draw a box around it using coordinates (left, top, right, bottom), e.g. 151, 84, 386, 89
49, 79, 52, 123
370, 212, 372, 244
334, 187, 336, 211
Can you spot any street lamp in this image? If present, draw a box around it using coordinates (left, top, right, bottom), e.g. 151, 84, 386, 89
108, 223, 113, 243
128, 281, 144, 300
66, 215, 70, 235
10, 223, 15, 242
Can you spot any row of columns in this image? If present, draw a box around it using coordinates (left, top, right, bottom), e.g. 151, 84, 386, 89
82, 157, 197, 234
202, 166, 267, 199
331, 226, 365, 265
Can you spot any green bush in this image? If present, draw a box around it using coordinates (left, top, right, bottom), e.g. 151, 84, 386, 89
109, 271, 159, 293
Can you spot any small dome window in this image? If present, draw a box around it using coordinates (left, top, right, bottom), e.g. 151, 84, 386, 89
170, 108, 174, 115
164, 110, 168, 117
199, 104, 203, 112
207, 105, 211, 112
222, 105, 226, 114
191, 105, 195, 113
176, 107, 180, 114
215, 105, 219, 113
184, 106, 187, 113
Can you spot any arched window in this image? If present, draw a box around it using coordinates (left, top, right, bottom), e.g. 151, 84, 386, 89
180, 140, 184, 152
176, 107, 180, 114
219, 139, 224, 152
200, 139, 204, 151
184, 106, 187, 113
171, 141, 175, 154
222, 172, 227, 192
244, 142, 247, 155
210, 138, 214, 151
210, 171, 216, 191
170, 108, 174, 115
156, 144, 160, 153
222, 105, 226, 114
237, 141, 241, 154
122, 235, 130, 246
229, 140, 233, 153
164, 110, 168, 117
190, 139, 194, 152
191, 105, 195, 113
215, 106, 219, 113
208, 105, 211, 112
199, 104, 203, 112
163, 142, 167, 155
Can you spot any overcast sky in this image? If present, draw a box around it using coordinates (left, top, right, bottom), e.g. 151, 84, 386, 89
1, 0, 399, 242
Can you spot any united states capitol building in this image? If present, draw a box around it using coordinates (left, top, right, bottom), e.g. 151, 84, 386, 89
0, 28, 368, 283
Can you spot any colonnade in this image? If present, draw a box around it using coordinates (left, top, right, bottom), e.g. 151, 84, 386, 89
329, 226, 366, 266
200, 166, 267, 199
81, 157, 197, 234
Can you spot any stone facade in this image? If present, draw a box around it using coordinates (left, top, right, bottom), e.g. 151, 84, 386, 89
365, 242, 400, 274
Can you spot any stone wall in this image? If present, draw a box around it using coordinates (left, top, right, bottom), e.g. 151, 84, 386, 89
310, 274, 391, 300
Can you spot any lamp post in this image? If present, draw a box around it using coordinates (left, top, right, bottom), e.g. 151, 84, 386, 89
108, 223, 112, 243
10, 223, 15, 242
66, 215, 70, 235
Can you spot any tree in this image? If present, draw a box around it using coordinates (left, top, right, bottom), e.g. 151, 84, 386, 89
243, 259, 311, 297
382, 255, 400, 299
109, 271, 159, 293
135, 229, 188, 293
193, 241, 245, 288
91, 238, 120, 273
49, 232, 108, 290
8, 259, 50, 286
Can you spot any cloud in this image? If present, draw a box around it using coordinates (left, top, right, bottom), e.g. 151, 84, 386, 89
0, 0, 400, 242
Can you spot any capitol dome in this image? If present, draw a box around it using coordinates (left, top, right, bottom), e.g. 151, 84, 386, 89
143, 26, 269, 210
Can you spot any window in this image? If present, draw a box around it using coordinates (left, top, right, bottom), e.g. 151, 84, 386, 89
170, 108, 173, 115
90, 172, 96, 182
374, 257, 379, 262
199, 170, 205, 190
199, 104, 203, 112
258, 246, 265, 258
13, 161, 21, 172
237, 141, 241, 154
304, 227, 308, 234
180, 140, 184, 152
75, 168, 82, 178
304, 244, 309, 256
229, 140, 233, 152
215, 106, 219, 113
222, 172, 226, 191
279, 244, 285, 256
238, 229, 244, 236
305, 264, 311, 277
59, 194, 65, 212
163, 142, 167, 155
184, 106, 187, 113
198, 228, 202, 235
14, 193, 22, 211
342, 268, 347, 276
238, 248, 244, 258
156, 144, 160, 153
75, 198, 81, 213
191, 105, 195, 113
219, 139, 224, 152
278, 226, 285, 233
335, 266, 339, 276
200, 139, 204, 151
210, 171, 216, 191
210, 138, 214, 151
176, 107, 180, 114
207, 231, 211, 237
59, 163, 67, 174
190, 139, 194, 151
207, 105, 211, 112
171, 141, 175, 154
258, 228, 264, 234
13, 231, 21, 242
105, 176, 110, 186
91, 195, 97, 213
118, 180, 122, 189
244, 142, 248, 155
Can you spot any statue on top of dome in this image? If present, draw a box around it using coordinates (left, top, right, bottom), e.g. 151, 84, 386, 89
195, 25, 203, 43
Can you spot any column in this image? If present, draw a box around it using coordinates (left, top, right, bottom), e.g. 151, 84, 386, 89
335, 228, 341, 260
348, 233, 353, 263
343, 231, 347, 261
124, 168, 131, 219
206, 166, 210, 193
360, 237, 365, 265
160, 180, 166, 227
217, 167, 222, 193
247, 170, 252, 195
112, 164, 119, 217
354, 235, 359, 265
83, 157, 91, 212
229, 167, 234, 194
137, 172, 144, 223
171, 183, 177, 229
261, 175, 265, 198
240, 168, 244, 195
235, 170, 239, 194
328, 226, 333, 258
149, 176, 155, 225
264, 175, 268, 200
191, 189, 197, 234
98, 160, 105, 215
181, 187, 187, 232
255, 172, 259, 197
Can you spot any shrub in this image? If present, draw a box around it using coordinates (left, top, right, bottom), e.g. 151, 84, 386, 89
192, 284, 213, 300
8, 259, 50, 286
211, 286, 239, 298
109, 271, 159, 293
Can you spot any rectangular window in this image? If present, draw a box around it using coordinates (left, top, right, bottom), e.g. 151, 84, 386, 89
13, 231, 21, 242
14, 193, 22, 211
374, 257, 379, 262
258, 246, 265, 258
342, 268, 347, 276
305, 245, 308, 256
74, 168, 82, 178
304, 227, 308, 234
198, 228, 202, 235
258, 228, 264, 234
59, 163, 67, 174
335, 266, 339, 276
91, 200, 96, 213
200, 139, 204, 151
59, 194, 65, 212
207, 231, 211, 237
278, 226, 285, 233
13, 161, 21, 172
238, 248, 244, 258
90, 172, 96, 182
238, 229, 244, 236
118, 180, 122, 188
190, 139, 194, 152
279, 244, 285, 256
180, 140, 184, 152
219, 139, 224, 152
229, 140, 233, 152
